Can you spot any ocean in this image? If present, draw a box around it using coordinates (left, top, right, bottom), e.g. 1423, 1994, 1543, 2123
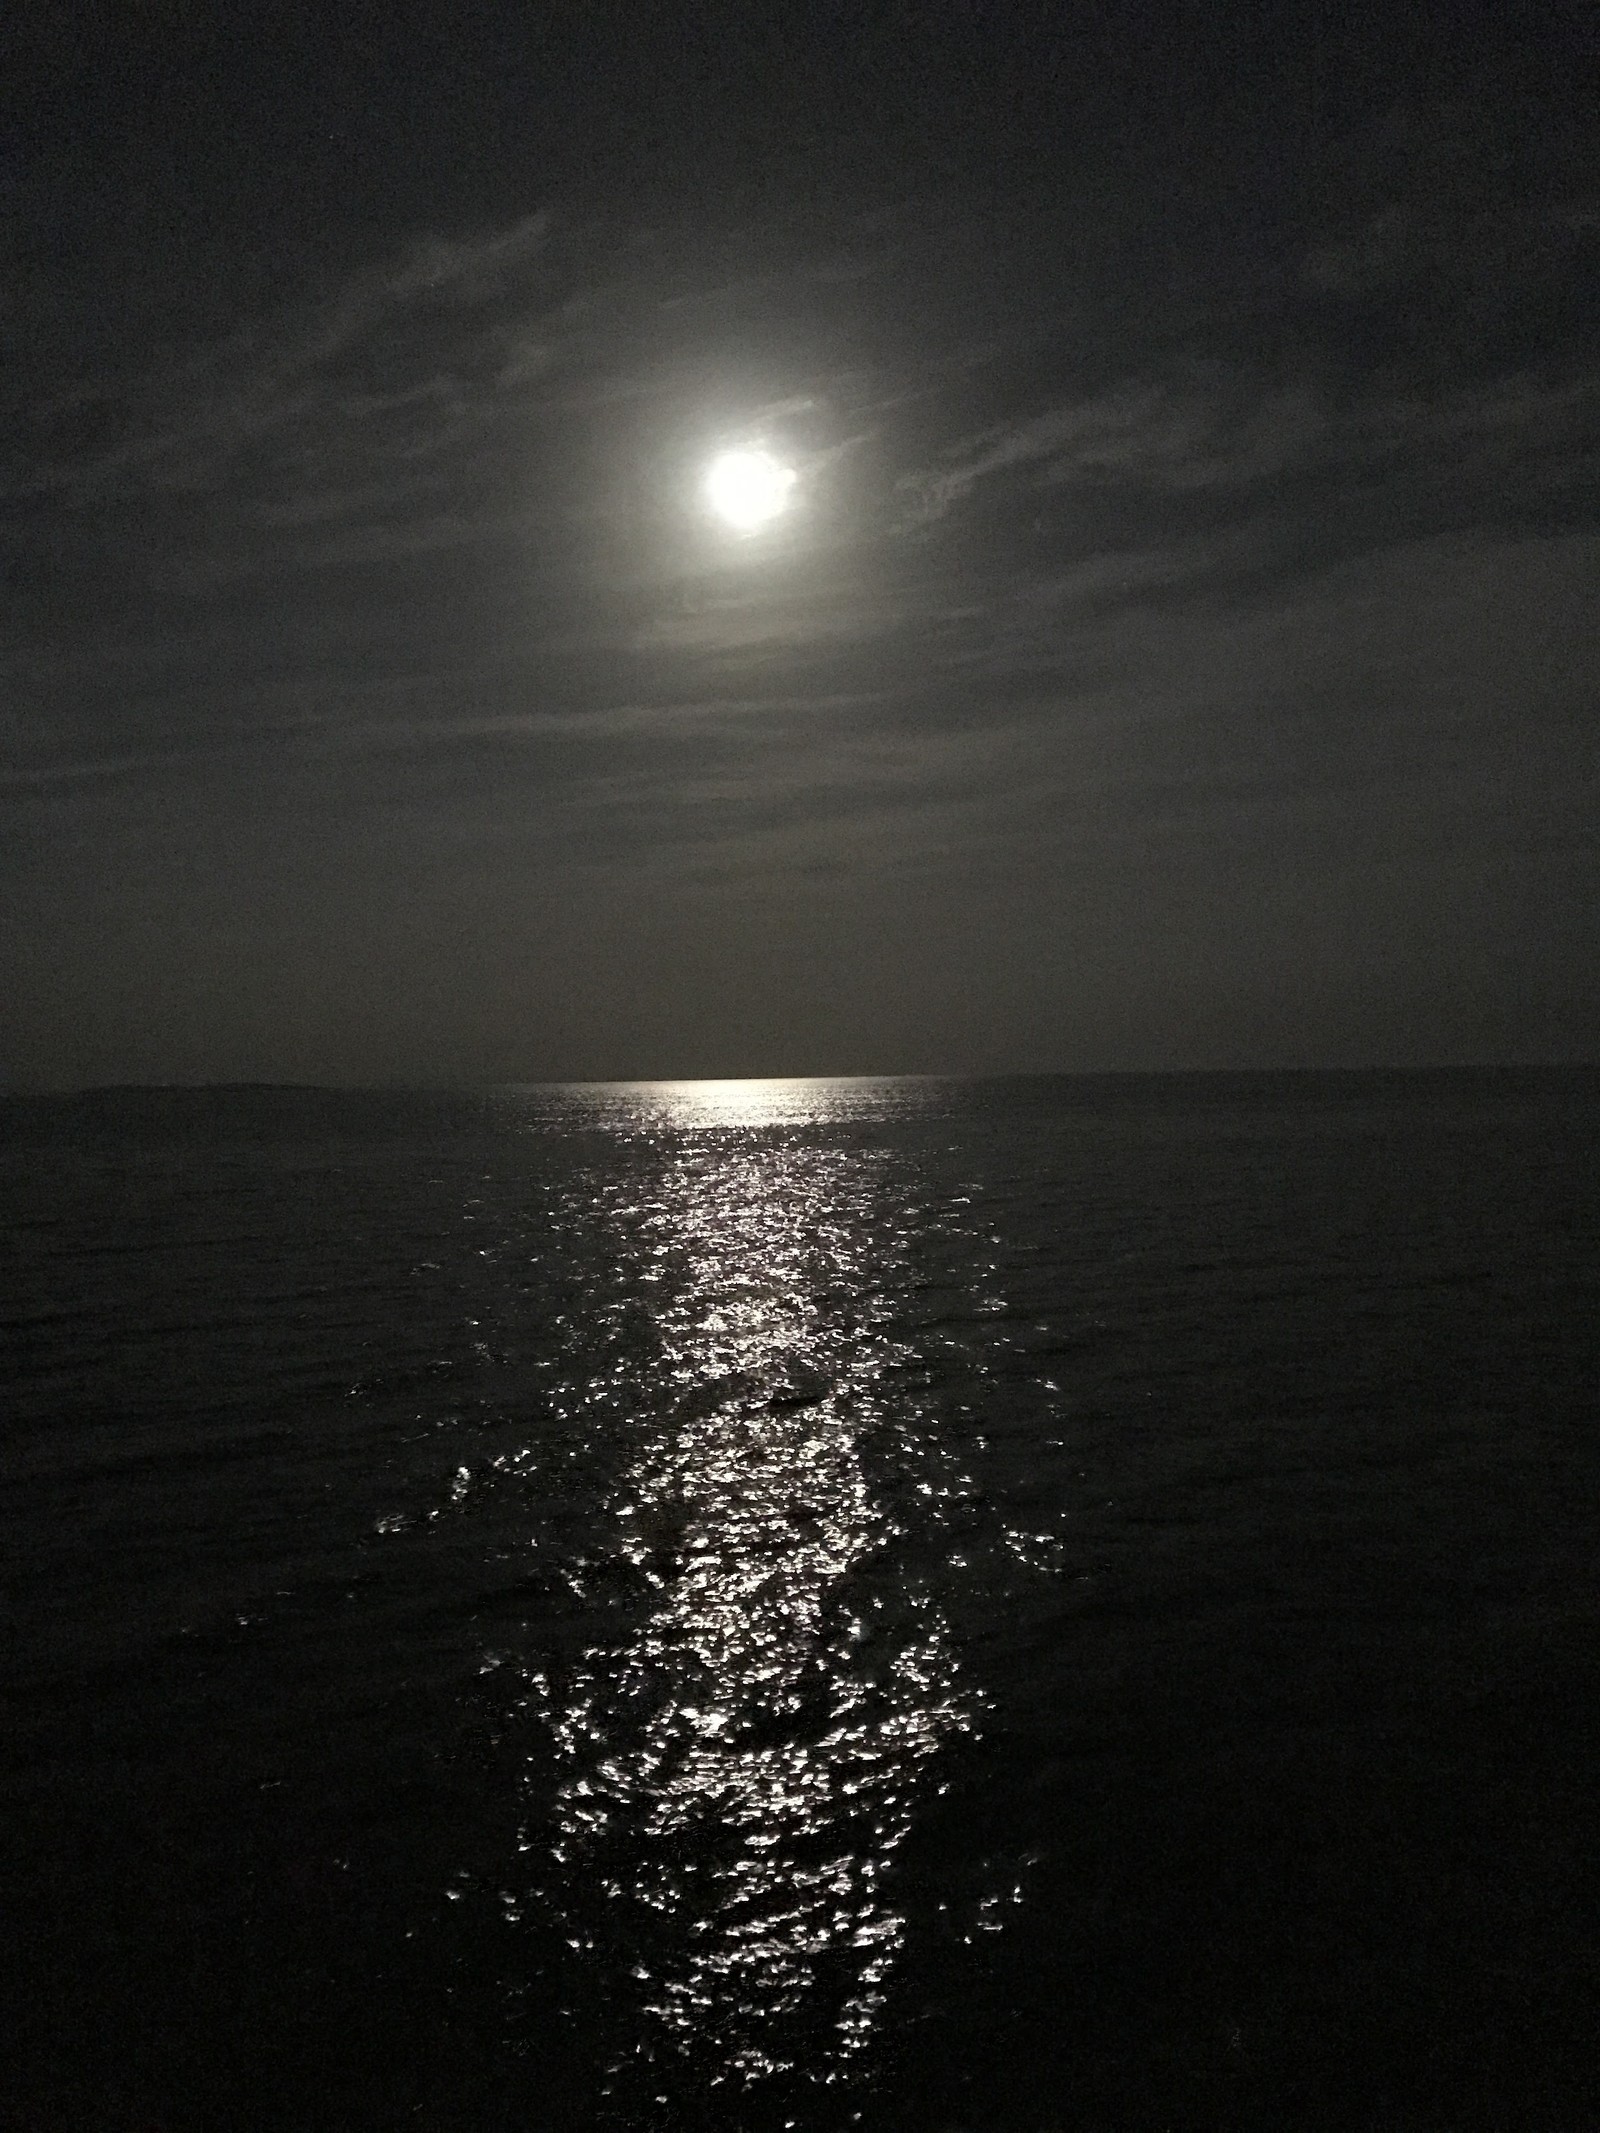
3, 1071, 1598, 2131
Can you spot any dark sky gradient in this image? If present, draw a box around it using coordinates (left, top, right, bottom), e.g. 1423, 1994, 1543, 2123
4, 2, 1597, 1083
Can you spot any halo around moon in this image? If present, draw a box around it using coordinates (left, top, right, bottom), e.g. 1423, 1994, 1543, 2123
703, 446, 797, 534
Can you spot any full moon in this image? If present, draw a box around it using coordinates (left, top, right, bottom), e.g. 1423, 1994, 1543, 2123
703, 446, 797, 533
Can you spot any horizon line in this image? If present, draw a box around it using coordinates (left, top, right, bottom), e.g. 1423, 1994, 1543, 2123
5, 1060, 1597, 1099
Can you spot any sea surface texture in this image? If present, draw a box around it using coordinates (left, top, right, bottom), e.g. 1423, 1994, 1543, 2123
4, 1072, 1598, 2131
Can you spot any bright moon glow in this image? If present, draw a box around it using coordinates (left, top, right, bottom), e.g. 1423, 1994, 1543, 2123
704, 447, 797, 533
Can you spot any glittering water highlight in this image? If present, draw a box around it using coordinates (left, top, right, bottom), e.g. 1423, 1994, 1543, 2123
448, 1086, 985, 2115
535, 1133, 965, 2097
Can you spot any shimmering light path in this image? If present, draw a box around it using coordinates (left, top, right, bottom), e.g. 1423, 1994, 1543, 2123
480, 1082, 976, 2111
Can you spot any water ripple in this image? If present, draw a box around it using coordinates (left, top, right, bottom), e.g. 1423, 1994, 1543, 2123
491, 1115, 972, 2109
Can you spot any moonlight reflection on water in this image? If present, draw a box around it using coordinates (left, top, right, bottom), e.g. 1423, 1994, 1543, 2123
496, 1083, 972, 2106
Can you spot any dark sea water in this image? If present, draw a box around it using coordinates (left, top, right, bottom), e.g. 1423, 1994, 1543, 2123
4, 1072, 1599, 2132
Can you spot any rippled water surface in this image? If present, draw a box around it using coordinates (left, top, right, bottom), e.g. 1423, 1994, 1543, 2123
4, 1072, 1599, 2130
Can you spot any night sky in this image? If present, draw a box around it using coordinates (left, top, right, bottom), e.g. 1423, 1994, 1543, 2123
4, 2, 1597, 1085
